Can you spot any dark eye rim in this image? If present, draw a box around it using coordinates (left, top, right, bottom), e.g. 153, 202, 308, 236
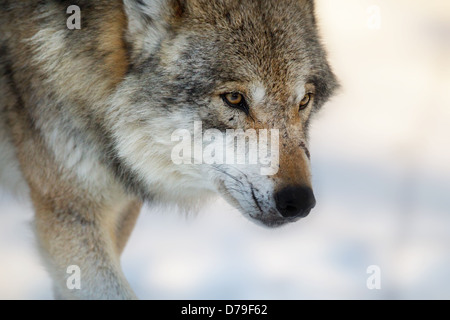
299, 93, 314, 111
221, 92, 250, 115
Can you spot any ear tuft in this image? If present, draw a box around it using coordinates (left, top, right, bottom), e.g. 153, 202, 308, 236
171, 0, 187, 19
124, 0, 186, 56
123, 0, 186, 35
123, 0, 158, 34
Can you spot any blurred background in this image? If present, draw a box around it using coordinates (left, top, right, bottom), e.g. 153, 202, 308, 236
1, 0, 450, 299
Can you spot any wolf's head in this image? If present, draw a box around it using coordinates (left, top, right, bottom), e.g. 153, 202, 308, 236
108, 0, 338, 227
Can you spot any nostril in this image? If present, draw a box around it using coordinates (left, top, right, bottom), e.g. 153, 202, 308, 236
285, 205, 299, 215
275, 186, 316, 219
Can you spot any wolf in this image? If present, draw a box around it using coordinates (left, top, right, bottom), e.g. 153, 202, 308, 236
0, 0, 338, 299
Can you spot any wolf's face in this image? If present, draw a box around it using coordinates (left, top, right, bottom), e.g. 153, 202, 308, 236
109, 0, 338, 227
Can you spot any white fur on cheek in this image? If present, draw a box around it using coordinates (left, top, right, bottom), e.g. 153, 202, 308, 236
107, 91, 217, 209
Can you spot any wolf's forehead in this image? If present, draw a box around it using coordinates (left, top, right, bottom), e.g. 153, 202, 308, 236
185, 0, 319, 84
187, 0, 313, 18
210, 34, 314, 100
185, 0, 315, 40
167, 0, 338, 102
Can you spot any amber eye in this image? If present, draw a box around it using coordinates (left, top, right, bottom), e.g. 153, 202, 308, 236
299, 93, 313, 110
221, 92, 249, 115
224, 92, 243, 105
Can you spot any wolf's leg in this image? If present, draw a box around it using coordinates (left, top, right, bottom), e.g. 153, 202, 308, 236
115, 200, 143, 255
9, 115, 139, 299
32, 189, 138, 300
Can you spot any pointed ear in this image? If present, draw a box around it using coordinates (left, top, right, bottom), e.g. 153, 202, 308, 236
123, 0, 187, 56
123, 0, 186, 37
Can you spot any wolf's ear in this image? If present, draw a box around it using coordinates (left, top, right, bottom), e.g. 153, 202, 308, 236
123, 0, 186, 55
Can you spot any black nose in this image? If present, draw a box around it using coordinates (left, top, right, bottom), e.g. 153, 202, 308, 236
275, 186, 316, 218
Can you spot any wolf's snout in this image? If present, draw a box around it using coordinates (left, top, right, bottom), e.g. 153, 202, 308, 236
275, 186, 316, 219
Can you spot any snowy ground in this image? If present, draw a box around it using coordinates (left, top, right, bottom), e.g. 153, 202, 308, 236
1, 0, 450, 299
